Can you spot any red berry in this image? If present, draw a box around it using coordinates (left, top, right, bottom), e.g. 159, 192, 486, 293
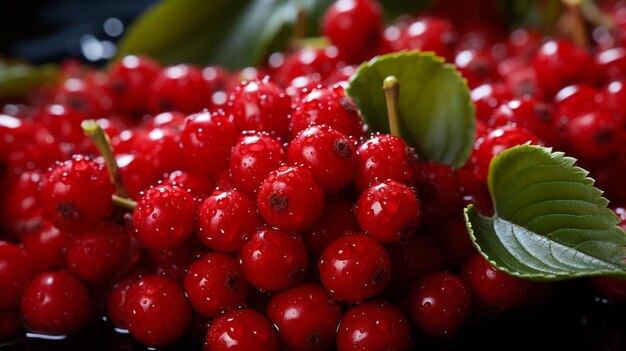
149, 64, 209, 114
354, 180, 420, 243
532, 39, 593, 97
161, 170, 214, 197
271, 47, 342, 85
204, 309, 280, 351
318, 233, 390, 302
288, 125, 356, 193
4, 170, 43, 234
0, 241, 36, 309
115, 153, 159, 199
257, 165, 325, 232
238, 228, 308, 291
554, 84, 603, 123
180, 110, 238, 176
402, 17, 457, 61
595, 47, 626, 81
132, 185, 197, 250
603, 80, 626, 117
107, 55, 160, 114
387, 234, 446, 293
228, 132, 286, 195
301, 195, 360, 258
124, 275, 191, 346
65, 222, 130, 283
267, 283, 342, 351
592, 276, 626, 302
415, 161, 460, 226
149, 111, 187, 130
197, 190, 261, 253
36, 104, 87, 149
462, 254, 531, 312
455, 50, 499, 88
227, 78, 291, 137
148, 240, 201, 281
564, 110, 620, 160
471, 82, 513, 123
184, 253, 249, 318
21, 221, 68, 270
131, 127, 183, 174
431, 216, 477, 269
40, 156, 115, 232
21, 271, 91, 335
106, 269, 149, 329
53, 76, 112, 117
321, 0, 383, 62
336, 300, 413, 351
409, 272, 472, 338
489, 97, 557, 145
289, 86, 364, 139
353, 134, 419, 192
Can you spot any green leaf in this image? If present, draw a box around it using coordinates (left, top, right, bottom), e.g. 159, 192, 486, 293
346, 51, 475, 168
0, 60, 59, 98
116, 0, 333, 69
464, 145, 626, 281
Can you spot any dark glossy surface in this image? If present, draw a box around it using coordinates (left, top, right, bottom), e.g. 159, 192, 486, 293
1, 279, 625, 351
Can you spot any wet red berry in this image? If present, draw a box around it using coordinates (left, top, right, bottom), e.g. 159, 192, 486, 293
0, 241, 36, 309
204, 309, 280, 351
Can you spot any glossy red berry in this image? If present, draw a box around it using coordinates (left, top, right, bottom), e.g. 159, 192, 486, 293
336, 300, 413, 351
204, 309, 280, 351
318, 233, 390, 302
353, 134, 419, 192
289, 86, 364, 139
387, 234, 445, 293
554, 84, 603, 123
228, 132, 286, 195
184, 253, 249, 318
462, 254, 531, 312
180, 110, 238, 176
197, 190, 260, 252
161, 170, 214, 197
40, 156, 115, 231
65, 222, 130, 283
0, 241, 36, 309
564, 111, 620, 160
257, 165, 325, 232
36, 104, 87, 148
288, 125, 356, 193
21, 271, 91, 335
416, 161, 460, 226
471, 82, 513, 123
148, 240, 201, 281
106, 269, 149, 329
124, 275, 191, 346
267, 283, 342, 351
321, 0, 383, 62
238, 228, 308, 291
301, 195, 360, 258
402, 17, 457, 61
149, 64, 209, 114
489, 97, 556, 145
21, 221, 68, 270
115, 153, 159, 199
354, 180, 420, 243
272, 47, 342, 85
532, 39, 593, 97
107, 55, 160, 114
131, 127, 183, 174
4, 170, 43, 234
132, 184, 197, 250
227, 78, 291, 137
409, 272, 472, 338
455, 50, 499, 88
603, 80, 626, 117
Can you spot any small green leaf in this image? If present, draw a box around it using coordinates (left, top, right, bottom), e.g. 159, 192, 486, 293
346, 51, 475, 168
0, 60, 59, 98
464, 145, 626, 281
116, 0, 333, 69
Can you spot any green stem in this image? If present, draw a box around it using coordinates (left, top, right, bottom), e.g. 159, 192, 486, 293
81, 119, 129, 198
383, 75, 401, 137
112, 194, 137, 211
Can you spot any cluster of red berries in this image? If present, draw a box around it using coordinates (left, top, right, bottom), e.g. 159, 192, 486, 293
2, 0, 626, 349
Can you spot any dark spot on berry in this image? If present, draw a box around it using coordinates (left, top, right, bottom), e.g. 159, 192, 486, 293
533, 103, 552, 123
594, 129, 614, 144
288, 266, 305, 281
333, 138, 351, 158
159, 99, 173, 111
307, 332, 325, 349
372, 266, 388, 286
398, 222, 417, 243
269, 193, 288, 212
56, 202, 79, 220
111, 80, 127, 94
225, 272, 241, 291
339, 97, 357, 114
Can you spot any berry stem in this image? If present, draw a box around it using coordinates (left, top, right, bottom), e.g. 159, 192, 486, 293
81, 119, 130, 199
383, 75, 401, 137
112, 194, 137, 211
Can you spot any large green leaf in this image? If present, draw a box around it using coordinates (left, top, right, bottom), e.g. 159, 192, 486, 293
464, 145, 626, 281
116, 0, 333, 69
0, 60, 59, 98
346, 51, 475, 168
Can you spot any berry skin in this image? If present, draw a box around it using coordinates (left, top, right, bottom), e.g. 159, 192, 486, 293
0, 241, 36, 309
321, 0, 383, 63
180, 110, 238, 176
603, 80, 626, 117
288, 125, 356, 193
227, 78, 291, 137
554, 84, 603, 123
161, 169, 214, 197
197, 190, 261, 252
471, 82, 513, 123
564, 111, 620, 160
408, 272, 472, 338
402, 17, 457, 61
416, 161, 460, 226
107, 55, 160, 114
106, 269, 149, 329
271, 47, 342, 85
289, 86, 364, 139
387, 234, 446, 293
148, 240, 201, 281
354, 180, 420, 243
257, 165, 326, 232
462, 254, 531, 312
131, 127, 184, 175
318, 233, 391, 303
432, 217, 477, 269
65, 222, 130, 283
148, 64, 209, 114
40, 156, 115, 232
124, 275, 191, 347
5, 170, 44, 234
115, 153, 160, 199
336, 300, 413, 351
132, 185, 197, 250
532, 39, 593, 97
489, 97, 557, 146
455, 50, 499, 88
353, 134, 419, 193
21, 271, 91, 335
267, 283, 342, 351
184, 253, 249, 318
21, 221, 68, 270
204, 309, 280, 351
592, 277, 626, 302
228, 132, 286, 195
238, 228, 308, 291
